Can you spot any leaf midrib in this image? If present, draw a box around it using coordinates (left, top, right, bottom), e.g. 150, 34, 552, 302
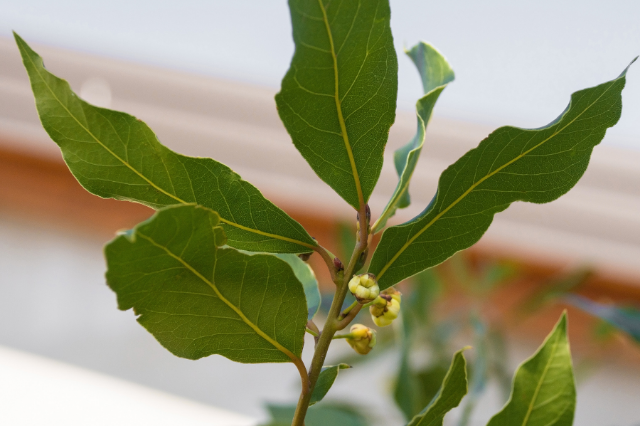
520, 331, 560, 426
20, 38, 315, 251
137, 231, 301, 363
376, 81, 616, 280
317, 0, 364, 209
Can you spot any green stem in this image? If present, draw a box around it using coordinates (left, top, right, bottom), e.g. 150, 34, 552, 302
335, 303, 362, 331
290, 203, 370, 426
332, 333, 355, 339
305, 327, 319, 337
338, 300, 359, 320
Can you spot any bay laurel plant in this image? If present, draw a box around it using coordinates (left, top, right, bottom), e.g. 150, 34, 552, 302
14, 0, 635, 424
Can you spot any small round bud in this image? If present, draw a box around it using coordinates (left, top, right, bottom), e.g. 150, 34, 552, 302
333, 257, 344, 272
346, 324, 377, 355
370, 288, 402, 327
348, 273, 379, 303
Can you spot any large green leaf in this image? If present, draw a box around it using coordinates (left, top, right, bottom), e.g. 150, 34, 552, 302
487, 313, 575, 426
370, 60, 635, 289
276, 0, 398, 210
309, 363, 351, 406
105, 204, 308, 363
15, 33, 317, 254
373, 42, 454, 232
275, 254, 320, 320
406, 349, 468, 426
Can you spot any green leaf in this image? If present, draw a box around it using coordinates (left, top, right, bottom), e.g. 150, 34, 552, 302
309, 363, 351, 406
519, 268, 593, 316
14, 33, 317, 254
370, 60, 636, 289
105, 204, 308, 364
265, 403, 367, 426
458, 317, 489, 426
274, 254, 320, 320
564, 295, 640, 343
487, 313, 575, 426
374, 42, 454, 232
406, 348, 468, 426
276, 0, 398, 210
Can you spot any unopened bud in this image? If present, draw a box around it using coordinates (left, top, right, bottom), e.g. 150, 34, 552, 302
346, 324, 377, 355
348, 273, 379, 303
333, 257, 344, 272
370, 288, 401, 327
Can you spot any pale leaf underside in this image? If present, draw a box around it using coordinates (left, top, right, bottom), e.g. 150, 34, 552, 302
374, 42, 454, 232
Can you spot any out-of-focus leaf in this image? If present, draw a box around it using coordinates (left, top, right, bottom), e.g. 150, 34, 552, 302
394, 352, 421, 420
486, 328, 512, 404
276, 0, 398, 210
394, 299, 422, 420
564, 295, 640, 343
520, 268, 593, 315
407, 269, 443, 325
275, 254, 320, 320
105, 205, 308, 364
337, 222, 357, 263
15, 33, 317, 254
487, 313, 575, 426
374, 42, 454, 232
265, 403, 367, 426
458, 317, 488, 426
406, 349, 468, 426
370, 61, 635, 289
309, 364, 351, 406
476, 262, 518, 294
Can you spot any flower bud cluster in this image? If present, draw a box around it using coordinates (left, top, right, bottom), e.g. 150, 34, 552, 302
346, 324, 377, 355
369, 288, 402, 327
348, 273, 379, 303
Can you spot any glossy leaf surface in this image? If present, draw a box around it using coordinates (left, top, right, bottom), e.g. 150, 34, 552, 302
276, 0, 398, 209
406, 349, 468, 426
487, 314, 575, 426
15, 33, 317, 254
370, 61, 635, 289
105, 205, 308, 363
374, 42, 454, 232
309, 363, 351, 406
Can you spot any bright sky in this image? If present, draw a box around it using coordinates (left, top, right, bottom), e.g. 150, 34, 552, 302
2, 0, 639, 148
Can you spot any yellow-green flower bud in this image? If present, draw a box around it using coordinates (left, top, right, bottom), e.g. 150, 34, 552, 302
348, 273, 379, 303
370, 288, 402, 327
346, 324, 377, 355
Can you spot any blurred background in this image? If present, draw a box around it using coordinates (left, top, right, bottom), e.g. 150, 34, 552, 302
1, 1, 640, 425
